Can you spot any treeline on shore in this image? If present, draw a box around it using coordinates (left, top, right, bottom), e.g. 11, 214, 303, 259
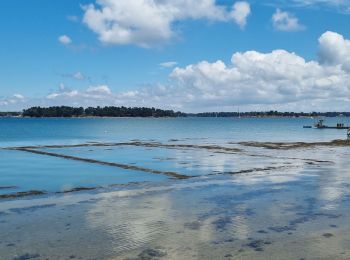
1, 107, 350, 118
21, 106, 185, 118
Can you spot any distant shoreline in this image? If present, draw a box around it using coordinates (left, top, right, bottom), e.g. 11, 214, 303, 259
1, 106, 350, 118
1, 115, 349, 119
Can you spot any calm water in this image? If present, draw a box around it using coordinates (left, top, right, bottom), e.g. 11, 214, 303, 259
1, 117, 350, 259
1, 117, 349, 146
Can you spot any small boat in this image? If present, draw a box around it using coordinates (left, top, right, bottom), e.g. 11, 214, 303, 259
303, 125, 312, 128
314, 119, 349, 129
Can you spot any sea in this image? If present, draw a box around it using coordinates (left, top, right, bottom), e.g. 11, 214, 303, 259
1, 117, 350, 259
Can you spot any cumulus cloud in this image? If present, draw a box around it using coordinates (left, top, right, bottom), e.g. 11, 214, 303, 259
3, 31, 350, 112
272, 9, 304, 31
231, 1, 251, 29
318, 31, 350, 71
58, 35, 72, 45
82, 0, 251, 47
170, 48, 350, 109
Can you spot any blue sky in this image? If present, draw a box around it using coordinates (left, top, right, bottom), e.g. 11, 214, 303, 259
1, 0, 350, 112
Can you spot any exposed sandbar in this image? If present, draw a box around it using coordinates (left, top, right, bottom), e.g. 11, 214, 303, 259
238, 139, 350, 150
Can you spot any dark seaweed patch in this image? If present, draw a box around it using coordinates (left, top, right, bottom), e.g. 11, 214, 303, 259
289, 216, 313, 226
8, 140, 242, 154
207, 164, 298, 177
238, 139, 350, 150
0, 190, 46, 200
323, 233, 334, 238
212, 217, 232, 231
10, 204, 56, 214
184, 221, 202, 230
0, 186, 18, 190
137, 248, 167, 260
58, 187, 98, 193
313, 212, 341, 219
12, 253, 40, 260
268, 225, 295, 233
245, 239, 271, 251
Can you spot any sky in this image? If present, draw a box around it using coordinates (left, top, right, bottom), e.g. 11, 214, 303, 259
1, 0, 350, 112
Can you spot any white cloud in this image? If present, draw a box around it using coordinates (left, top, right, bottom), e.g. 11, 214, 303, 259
159, 61, 178, 68
166, 31, 350, 110
46, 85, 112, 101
58, 35, 72, 45
83, 0, 251, 47
59, 83, 66, 92
73, 72, 85, 80
86, 85, 112, 95
60, 72, 86, 80
13, 94, 24, 100
47, 89, 78, 100
0, 94, 26, 108
272, 9, 304, 31
3, 31, 350, 112
318, 31, 350, 71
231, 1, 251, 29
292, 0, 348, 7
275, 0, 350, 13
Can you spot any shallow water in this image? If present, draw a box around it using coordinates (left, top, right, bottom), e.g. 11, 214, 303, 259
1, 117, 350, 259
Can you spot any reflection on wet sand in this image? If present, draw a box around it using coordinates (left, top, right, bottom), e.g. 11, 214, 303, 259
1, 140, 318, 199
1, 140, 350, 259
